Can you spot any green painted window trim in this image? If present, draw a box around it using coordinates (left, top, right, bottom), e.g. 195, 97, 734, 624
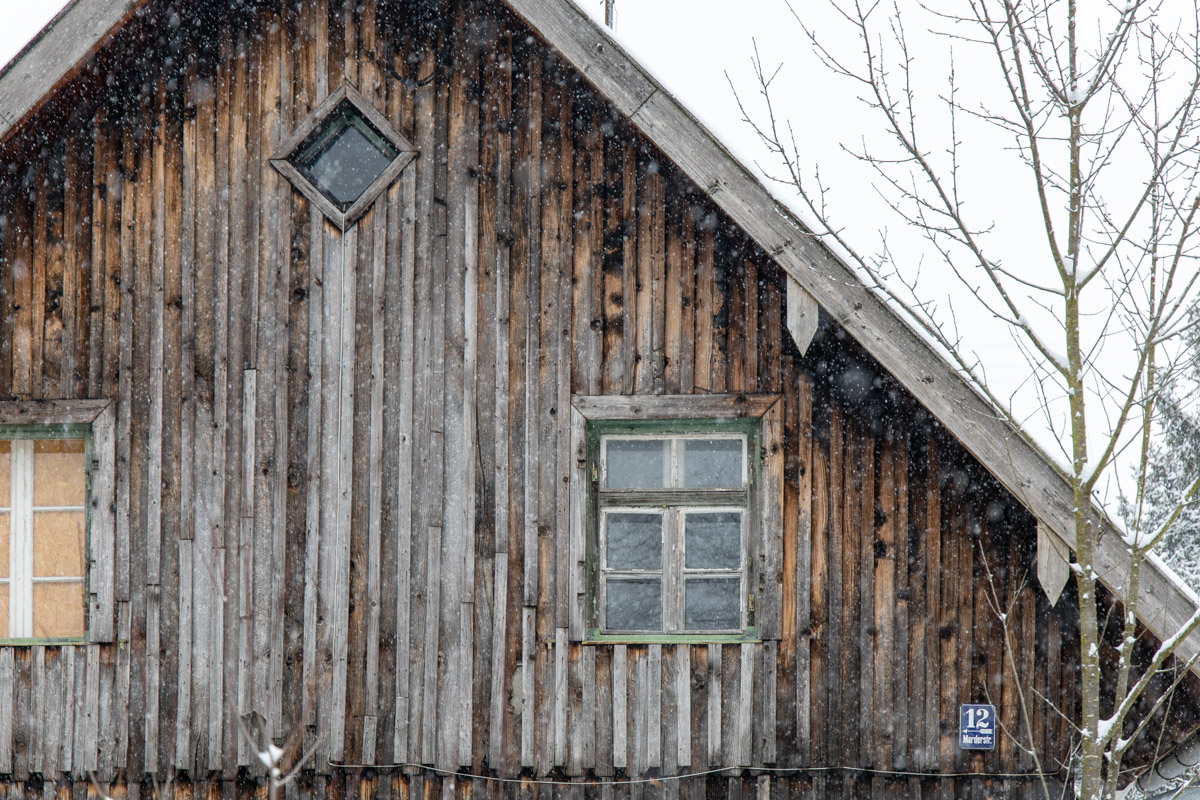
584, 627, 761, 645
585, 417, 762, 642
0, 423, 94, 645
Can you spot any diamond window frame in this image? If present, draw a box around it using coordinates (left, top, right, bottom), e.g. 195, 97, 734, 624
271, 83, 417, 230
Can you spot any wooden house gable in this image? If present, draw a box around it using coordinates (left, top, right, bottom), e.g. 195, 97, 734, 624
0, 0, 1195, 797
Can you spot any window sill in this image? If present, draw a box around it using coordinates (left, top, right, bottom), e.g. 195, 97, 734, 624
0, 636, 90, 646
584, 627, 760, 645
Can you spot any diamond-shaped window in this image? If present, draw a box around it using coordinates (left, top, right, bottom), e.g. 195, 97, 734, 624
272, 84, 416, 229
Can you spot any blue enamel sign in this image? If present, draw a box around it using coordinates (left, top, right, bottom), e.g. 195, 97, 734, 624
959, 704, 996, 750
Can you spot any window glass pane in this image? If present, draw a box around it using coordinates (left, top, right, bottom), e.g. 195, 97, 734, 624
32, 582, 84, 638
685, 511, 742, 569
33, 438, 86, 507
604, 439, 667, 489
0, 440, 9, 503
682, 438, 743, 488
605, 578, 661, 631
0, 586, 7, 637
295, 109, 399, 210
605, 512, 662, 570
0, 512, 8, 579
33, 511, 85, 578
685, 577, 741, 631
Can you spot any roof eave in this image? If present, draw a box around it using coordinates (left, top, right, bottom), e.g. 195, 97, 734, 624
0, 0, 146, 148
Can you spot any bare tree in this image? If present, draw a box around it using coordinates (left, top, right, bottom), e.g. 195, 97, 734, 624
734, 0, 1200, 797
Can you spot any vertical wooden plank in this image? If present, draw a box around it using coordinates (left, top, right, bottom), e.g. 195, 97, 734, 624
488, 553, 509, 768
692, 221, 714, 382
599, 133, 626, 395
300, 203, 325, 765
479, 12, 513, 772
594, 646, 613, 777
795, 370, 813, 763
520, 607, 536, 768
328, 216, 356, 766
237, 369, 257, 766
676, 645, 690, 768
0, 648, 13, 774
664, 201, 683, 394
83, 644, 100, 775
58, 645, 75, 775
554, 631, 568, 768
688, 646, 707, 774
445, 20, 481, 766
30, 161, 47, 400
175, 538, 193, 767
824, 405, 844, 766
571, 104, 601, 396
619, 144, 636, 396
857, 420, 875, 768
211, 27, 235, 775
533, 59, 561, 780
422, 524, 443, 766
648, 644, 662, 770
612, 644, 627, 771
874, 433, 896, 768
361, 197, 388, 766
633, 164, 658, 394
925, 437, 943, 771
737, 644, 753, 768
86, 110, 108, 397
661, 646, 678, 781
402, 44, 435, 767
388, 67, 418, 766
759, 400, 784, 640
706, 643, 721, 767
60, 133, 79, 400
891, 431, 910, 771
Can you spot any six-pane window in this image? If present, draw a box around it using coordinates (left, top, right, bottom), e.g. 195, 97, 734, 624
0, 435, 89, 640
598, 432, 750, 634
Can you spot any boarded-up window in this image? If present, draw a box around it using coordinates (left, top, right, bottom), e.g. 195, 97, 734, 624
0, 435, 88, 639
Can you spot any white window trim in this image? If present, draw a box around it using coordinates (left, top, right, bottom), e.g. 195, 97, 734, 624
567, 394, 785, 644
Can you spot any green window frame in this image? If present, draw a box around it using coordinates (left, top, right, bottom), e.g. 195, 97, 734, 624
568, 395, 784, 645
0, 424, 92, 644
0, 399, 116, 645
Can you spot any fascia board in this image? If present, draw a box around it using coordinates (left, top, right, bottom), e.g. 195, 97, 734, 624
0, 0, 147, 147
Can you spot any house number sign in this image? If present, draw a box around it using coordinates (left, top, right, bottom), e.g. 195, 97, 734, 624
959, 704, 996, 750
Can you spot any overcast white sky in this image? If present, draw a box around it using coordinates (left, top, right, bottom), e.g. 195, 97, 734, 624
1, 0, 1194, 510
0, 3, 70, 72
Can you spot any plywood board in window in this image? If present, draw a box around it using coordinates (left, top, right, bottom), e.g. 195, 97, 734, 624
32, 582, 84, 638
0, 587, 7, 637
32, 512, 85, 577
32, 441, 85, 508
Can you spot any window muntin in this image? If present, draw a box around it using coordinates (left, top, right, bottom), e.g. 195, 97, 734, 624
0, 432, 89, 641
595, 430, 751, 636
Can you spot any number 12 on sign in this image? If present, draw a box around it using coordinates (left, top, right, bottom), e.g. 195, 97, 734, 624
959, 704, 997, 750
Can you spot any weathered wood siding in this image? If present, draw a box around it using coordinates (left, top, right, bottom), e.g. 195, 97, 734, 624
0, 0, 1194, 797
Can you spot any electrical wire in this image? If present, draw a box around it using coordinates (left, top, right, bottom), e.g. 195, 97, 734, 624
326, 760, 1064, 787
